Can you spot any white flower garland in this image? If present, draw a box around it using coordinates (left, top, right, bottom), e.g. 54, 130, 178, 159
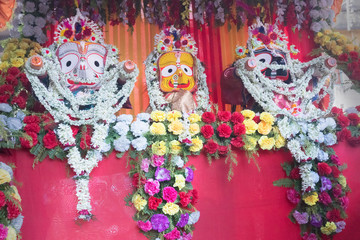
309, 0, 336, 33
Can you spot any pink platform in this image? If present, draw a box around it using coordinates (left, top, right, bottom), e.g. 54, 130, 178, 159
1, 143, 359, 240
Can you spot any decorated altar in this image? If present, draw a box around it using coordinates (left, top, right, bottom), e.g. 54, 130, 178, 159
0, 1, 359, 240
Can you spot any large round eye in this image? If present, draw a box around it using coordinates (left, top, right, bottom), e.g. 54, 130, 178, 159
161, 65, 177, 77
180, 65, 193, 76
87, 53, 105, 74
255, 53, 272, 71
60, 54, 79, 74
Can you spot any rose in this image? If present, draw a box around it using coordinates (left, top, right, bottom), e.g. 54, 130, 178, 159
201, 125, 214, 139
24, 123, 40, 134
204, 140, 218, 154
318, 162, 332, 175
331, 107, 343, 115
217, 123, 232, 138
202, 112, 216, 124
338, 53, 349, 62
231, 112, 244, 124
148, 196, 162, 210
348, 113, 360, 126
233, 123, 246, 136
349, 51, 359, 60
337, 114, 350, 128
218, 145, 228, 155
23, 115, 40, 124
336, 128, 351, 142
7, 67, 20, 76
231, 136, 244, 148
217, 111, 231, 122
43, 131, 58, 149
20, 131, 38, 148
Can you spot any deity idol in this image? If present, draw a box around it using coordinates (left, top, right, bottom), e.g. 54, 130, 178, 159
145, 26, 210, 113
221, 19, 337, 120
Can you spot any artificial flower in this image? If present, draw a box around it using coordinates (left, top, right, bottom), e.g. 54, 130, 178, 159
320, 222, 337, 235
176, 213, 189, 228
231, 112, 245, 124
217, 111, 231, 122
189, 137, 203, 152
150, 122, 166, 135
6, 201, 20, 219
286, 189, 300, 204
293, 210, 309, 224
43, 131, 58, 149
131, 137, 148, 151
168, 120, 184, 135
188, 211, 200, 224
217, 123, 232, 138
6, 226, 16, 240
260, 112, 275, 125
163, 202, 180, 215
151, 155, 165, 167
338, 175, 347, 188
335, 221, 346, 233
326, 209, 342, 222
141, 158, 150, 172
173, 174, 186, 190
155, 167, 171, 182
148, 196, 163, 210
258, 136, 275, 150
231, 136, 245, 148
303, 192, 319, 206
185, 167, 194, 182
257, 121, 272, 135
151, 214, 170, 232
132, 194, 147, 211
144, 179, 160, 196
189, 123, 200, 136
204, 140, 218, 154
0, 169, 11, 184
10, 186, 21, 202
164, 228, 181, 240
163, 186, 178, 202
166, 111, 182, 122
201, 125, 214, 139
202, 112, 216, 124
275, 134, 286, 148
233, 123, 246, 136
132, 173, 146, 188
319, 191, 332, 206
0, 224, 7, 240
243, 119, 258, 134
169, 140, 181, 155
241, 110, 255, 119
320, 176, 332, 192
137, 221, 152, 232
244, 136, 258, 151
188, 113, 201, 123
152, 141, 167, 156
179, 192, 191, 207
318, 162, 332, 176
151, 111, 166, 122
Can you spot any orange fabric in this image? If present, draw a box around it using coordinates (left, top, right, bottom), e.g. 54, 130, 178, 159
332, 0, 344, 19
0, 0, 15, 30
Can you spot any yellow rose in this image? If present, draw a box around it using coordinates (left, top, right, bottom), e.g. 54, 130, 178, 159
150, 122, 166, 135
258, 136, 275, 150
173, 174, 186, 190
320, 36, 331, 46
169, 140, 181, 155
338, 174, 347, 188
152, 141, 167, 156
275, 134, 286, 148
241, 110, 255, 119
10, 186, 21, 202
132, 194, 147, 211
162, 202, 180, 215
244, 119, 258, 134
303, 192, 318, 206
0, 169, 11, 184
150, 111, 166, 122
10, 58, 24, 68
189, 137, 203, 152
244, 136, 258, 151
15, 49, 26, 58
260, 112, 275, 125
189, 123, 200, 136
321, 222, 337, 235
168, 120, 183, 135
0, 61, 10, 71
166, 111, 182, 122
257, 121, 272, 135
188, 113, 201, 123
331, 46, 343, 56
6, 226, 16, 240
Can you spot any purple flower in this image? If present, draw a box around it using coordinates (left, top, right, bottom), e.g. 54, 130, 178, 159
310, 214, 322, 227
335, 221, 346, 233
176, 213, 189, 228
151, 155, 165, 167
151, 214, 170, 232
137, 220, 152, 232
185, 167, 194, 182
141, 158, 150, 172
320, 176, 332, 192
0, 224, 8, 239
155, 167, 171, 182
293, 210, 309, 224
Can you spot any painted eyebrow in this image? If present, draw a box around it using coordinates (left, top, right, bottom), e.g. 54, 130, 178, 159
58, 43, 79, 58
87, 45, 107, 55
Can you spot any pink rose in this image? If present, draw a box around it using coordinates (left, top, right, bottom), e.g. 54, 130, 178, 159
144, 179, 160, 196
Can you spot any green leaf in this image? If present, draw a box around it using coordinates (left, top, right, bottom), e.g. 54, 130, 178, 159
273, 178, 294, 188
281, 162, 293, 177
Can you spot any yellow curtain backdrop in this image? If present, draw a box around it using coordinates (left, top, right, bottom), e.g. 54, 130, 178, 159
105, 18, 248, 115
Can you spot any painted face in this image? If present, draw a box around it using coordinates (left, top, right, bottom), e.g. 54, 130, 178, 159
57, 41, 107, 81
158, 51, 196, 92
254, 48, 290, 82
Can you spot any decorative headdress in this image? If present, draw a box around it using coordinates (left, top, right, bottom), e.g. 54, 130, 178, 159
145, 26, 210, 112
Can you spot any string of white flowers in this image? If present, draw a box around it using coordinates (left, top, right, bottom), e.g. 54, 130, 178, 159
299, 163, 319, 192
309, 0, 336, 33
75, 178, 92, 219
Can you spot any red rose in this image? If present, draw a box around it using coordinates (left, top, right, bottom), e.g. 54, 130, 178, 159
233, 123, 246, 136
148, 196, 162, 210
0, 84, 14, 95
269, 33, 277, 40
217, 123, 232, 138
331, 166, 341, 178
7, 201, 21, 219
24, 123, 41, 134
349, 51, 359, 60
348, 113, 360, 126
6, 75, 18, 86
338, 53, 349, 62
253, 115, 260, 124
204, 140, 218, 154
337, 114, 350, 128
218, 145, 229, 155
7, 67, 20, 76
230, 112, 244, 124
132, 173, 146, 188
331, 107, 343, 115
20, 131, 38, 148
202, 112, 216, 124
179, 192, 191, 207
189, 189, 198, 205
64, 29, 73, 38
231, 136, 245, 148
24, 115, 40, 124
319, 191, 332, 206
348, 136, 360, 146
318, 162, 332, 176
43, 131, 58, 149
336, 128, 351, 142
326, 209, 342, 222
11, 95, 27, 109
0, 192, 6, 207
217, 111, 231, 122
289, 167, 300, 179
19, 73, 31, 89
83, 27, 92, 37
201, 125, 214, 139
0, 94, 10, 103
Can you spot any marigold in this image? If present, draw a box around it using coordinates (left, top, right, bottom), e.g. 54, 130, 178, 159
151, 111, 166, 122
241, 109, 255, 119
189, 137, 203, 152
244, 119, 258, 134
303, 192, 319, 206
173, 174, 186, 190
0, 169, 11, 184
188, 113, 201, 123
169, 140, 181, 155
244, 136, 258, 151
150, 122, 166, 135
162, 202, 180, 215
189, 123, 200, 136
338, 175, 347, 188
152, 141, 167, 156
320, 222, 337, 235
258, 136, 275, 150
168, 120, 183, 135
257, 121, 272, 135
166, 111, 182, 122
132, 194, 147, 211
